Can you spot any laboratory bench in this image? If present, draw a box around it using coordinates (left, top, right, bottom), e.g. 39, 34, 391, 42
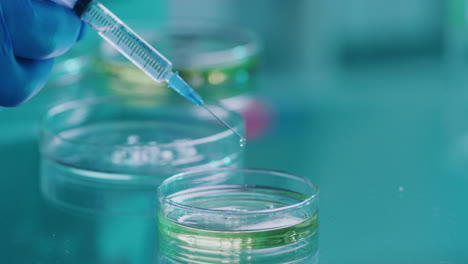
1, 57, 468, 263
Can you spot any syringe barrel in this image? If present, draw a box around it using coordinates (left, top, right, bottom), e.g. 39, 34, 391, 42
82, 2, 173, 82
52, 0, 173, 82
51, 0, 203, 105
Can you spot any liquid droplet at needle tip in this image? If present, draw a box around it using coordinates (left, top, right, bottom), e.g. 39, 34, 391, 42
239, 137, 246, 147
202, 105, 245, 146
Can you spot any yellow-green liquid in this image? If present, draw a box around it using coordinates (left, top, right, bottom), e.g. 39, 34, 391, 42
158, 186, 319, 264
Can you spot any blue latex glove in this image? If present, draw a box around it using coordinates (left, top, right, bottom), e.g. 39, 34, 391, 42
0, 0, 85, 107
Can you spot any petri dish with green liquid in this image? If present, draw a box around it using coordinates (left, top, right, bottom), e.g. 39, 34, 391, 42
95, 19, 261, 105
158, 168, 319, 264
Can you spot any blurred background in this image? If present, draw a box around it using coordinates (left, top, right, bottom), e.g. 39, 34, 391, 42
2, 0, 468, 263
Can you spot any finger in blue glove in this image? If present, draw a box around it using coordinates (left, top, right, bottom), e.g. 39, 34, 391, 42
0, 0, 83, 107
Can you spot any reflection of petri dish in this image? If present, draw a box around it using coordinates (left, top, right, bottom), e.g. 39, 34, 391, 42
96, 19, 261, 101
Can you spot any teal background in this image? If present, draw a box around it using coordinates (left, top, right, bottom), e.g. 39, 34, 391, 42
2, 0, 468, 263
246, 62, 468, 263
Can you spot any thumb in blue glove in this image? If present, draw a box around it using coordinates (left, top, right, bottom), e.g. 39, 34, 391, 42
0, 0, 84, 107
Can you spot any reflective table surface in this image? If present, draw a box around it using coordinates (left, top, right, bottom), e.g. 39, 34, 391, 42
1, 58, 468, 263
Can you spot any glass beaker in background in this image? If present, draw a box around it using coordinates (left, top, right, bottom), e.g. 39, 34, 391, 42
39, 97, 245, 263
94, 19, 269, 139
158, 168, 319, 264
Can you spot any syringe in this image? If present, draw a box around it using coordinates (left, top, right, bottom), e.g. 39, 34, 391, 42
52, 0, 245, 144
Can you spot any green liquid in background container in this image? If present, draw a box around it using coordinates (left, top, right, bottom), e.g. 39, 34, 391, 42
96, 19, 260, 103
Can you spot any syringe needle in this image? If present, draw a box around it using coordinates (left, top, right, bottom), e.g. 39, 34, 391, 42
201, 105, 246, 146
167, 74, 245, 146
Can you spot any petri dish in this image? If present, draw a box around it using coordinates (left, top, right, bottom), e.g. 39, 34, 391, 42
40, 96, 245, 215
96, 19, 261, 104
39, 96, 245, 263
158, 168, 319, 264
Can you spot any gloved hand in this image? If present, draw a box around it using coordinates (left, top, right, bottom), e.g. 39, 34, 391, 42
0, 0, 85, 107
